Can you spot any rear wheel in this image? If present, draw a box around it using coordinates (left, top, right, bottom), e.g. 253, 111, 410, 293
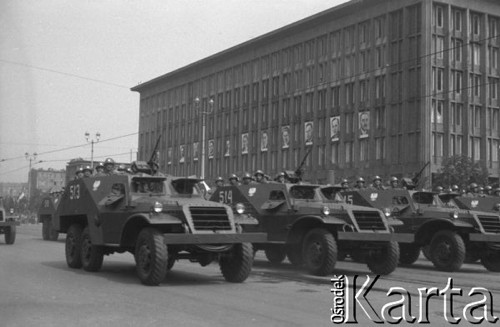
366, 241, 399, 275
429, 230, 465, 272
65, 224, 83, 268
302, 228, 337, 276
220, 243, 254, 283
4, 226, 16, 245
481, 250, 500, 272
81, 227, 104, 272
264, 245, 286, 264
135, 228, 168, 286
399, 243, 420, 265
42, 217, 50, 240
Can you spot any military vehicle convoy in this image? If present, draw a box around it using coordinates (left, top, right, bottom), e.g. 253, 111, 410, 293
210, 182, 412, 276
0, 197, 19, 245
53, 161, 266, 286
38, 191, 62, 241
342, 188, 500, 272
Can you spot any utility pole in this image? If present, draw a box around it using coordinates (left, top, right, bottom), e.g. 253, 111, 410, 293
85, 131, 100, 168
194, 97, 214, 180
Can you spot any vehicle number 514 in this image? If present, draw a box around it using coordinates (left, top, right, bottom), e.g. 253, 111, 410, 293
219, 190, 232, 204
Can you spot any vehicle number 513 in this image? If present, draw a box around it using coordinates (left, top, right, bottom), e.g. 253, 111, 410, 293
69, 184, 80, 200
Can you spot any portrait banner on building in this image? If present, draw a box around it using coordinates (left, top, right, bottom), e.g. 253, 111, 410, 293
193, 142, 199, 161
359, 111, 369, 139
208, 139, 215, 159
304, 121, 313, 145
261, 131, 268, 152
179, 145, 185, 163
282, 125, 290, 149
225, 139, 230, 157
241, 133, 249, 154
167, 147, 172, 165
330, 116, 340, 142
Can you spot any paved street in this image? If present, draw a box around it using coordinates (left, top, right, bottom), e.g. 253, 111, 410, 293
0, 225, 498, 327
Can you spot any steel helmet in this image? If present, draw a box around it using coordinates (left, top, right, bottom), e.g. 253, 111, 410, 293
435, 186, 443, 192
390, 176, 398, 182
104, 158, 115, 165
470, 183, 478, 189
485, 185, 492, 191
75, 166, 84, 174
254, 170, 264, 177
357, 177, 365, 183
82, 165, 93, 173
373, 175, 382, 182
451, 185, 459, 191
229, 174, 239, 181
243, 172, 252, 179
216, 176, 224, 182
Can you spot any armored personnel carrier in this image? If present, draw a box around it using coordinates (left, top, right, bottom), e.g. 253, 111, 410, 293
0, 197, 19, 244
210, 183, 411, 276
38, 190, 62, 241
342, 188, 500, 272
53, 162, 266, 286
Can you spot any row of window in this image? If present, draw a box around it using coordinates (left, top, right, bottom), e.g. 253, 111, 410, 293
434, 5, 499, 38
432, 133, 499, 163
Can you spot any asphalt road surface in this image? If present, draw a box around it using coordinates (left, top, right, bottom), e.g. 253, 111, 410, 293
0, 225, 498, 327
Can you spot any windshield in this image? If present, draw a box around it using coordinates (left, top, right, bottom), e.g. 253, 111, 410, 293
320, 187, 344, 202
412, 192, 441, 205
171, 179, 202, 196
289, 185, 319, 200
132, 179, 165, 194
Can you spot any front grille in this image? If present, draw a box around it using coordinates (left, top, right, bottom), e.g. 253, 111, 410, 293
478, 215, 500, 233
353, 211, 386, 231
189, 206, 232, 231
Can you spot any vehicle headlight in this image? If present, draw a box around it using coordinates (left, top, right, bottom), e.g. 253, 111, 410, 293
383, 208, 391, 217
495, 203, 500, 212
450, 211, 458, 219
236, 203, 245, 214
9, 208, 14, 214
322, 206, 330, 216
153, 201, 163, 213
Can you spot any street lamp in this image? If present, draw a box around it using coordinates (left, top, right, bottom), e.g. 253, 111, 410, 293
194, 97, 214, 180
85, 131, 101, 168
25, 152, 37, 204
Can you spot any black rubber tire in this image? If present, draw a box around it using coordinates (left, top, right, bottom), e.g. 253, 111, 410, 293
302, 228, 337, 276
422, 245, 431, 261
134, 228, 168, 286
481, 250, 500, 272
286, 243, 303, 266
65, 224, 83, 269
220, 243, 254, 283
429, 230, 465, 272
42, 218, 50, 241
366, 241, 399, 275
81, 227, 104, 272
264, 245, 286, 264
4, 226, 16, 245
399, 243, 421, 265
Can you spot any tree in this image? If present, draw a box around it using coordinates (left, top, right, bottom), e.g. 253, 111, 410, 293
433, 155, 489, 189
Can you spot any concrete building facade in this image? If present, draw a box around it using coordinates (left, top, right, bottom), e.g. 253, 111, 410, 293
132, 0, 500, 187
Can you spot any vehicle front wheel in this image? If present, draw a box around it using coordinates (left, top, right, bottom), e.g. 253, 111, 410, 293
220, 243, 254, 283
481, 250, 500, 272
399, 243, 420, 265
367, 241, 399, 275
429, 230, 465, 272
81, 227, 104, 272
4, 226, 16, 245
65, 224, 83, 268
264, 245, 286, 264
134, 228, 168, 286
302, 228, 337, 276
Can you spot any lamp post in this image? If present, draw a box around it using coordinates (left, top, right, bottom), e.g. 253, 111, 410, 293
85, 131, 100, 168
25, 152, 37, 205
194, 97, 214, 180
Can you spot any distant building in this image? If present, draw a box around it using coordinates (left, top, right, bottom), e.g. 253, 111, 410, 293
0, 182, 27, 198
132, 0, 500, 186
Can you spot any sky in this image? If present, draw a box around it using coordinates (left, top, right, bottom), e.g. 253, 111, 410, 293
0, 0, 349, 183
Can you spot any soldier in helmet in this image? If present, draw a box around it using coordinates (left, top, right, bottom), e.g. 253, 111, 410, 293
95, 162, 105, 175
82, 165, 93, 178
466, 183, 479, 197
389, 177, 400, 189
434, 186, 444, 194
74, 166, 84, 180
371, 176, 385, 190
241, 172, 254, 185
340, 179, 350, 190
354, 177, 366, 189
494, 188, 500, 197
215, 176, 224, 188
228, 174, 240, 186
451, 185, 460, 193
484, 185, 493, 195
276, 172, 286, 184
103, 158, 116, 175
254, 170, 267, 184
